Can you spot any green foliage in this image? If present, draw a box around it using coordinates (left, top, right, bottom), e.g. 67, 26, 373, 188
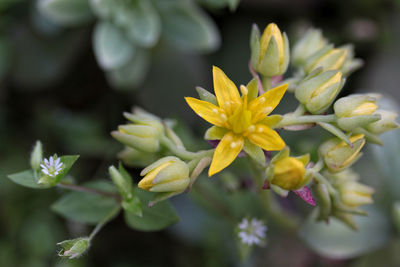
93, 21, 135, 70
156, 1, 220, 52
299, 207, 390, 259
124, 188, 179, 231
51, 180, 120, 224
7, 170, 49, 189
38, 0, 93, 26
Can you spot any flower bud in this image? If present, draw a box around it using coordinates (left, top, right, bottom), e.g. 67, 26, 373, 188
292, 28, 328, 65
30, 140, 43, 171
139, 156, 190, 193
109, 164, 132, 200
319, 134, 366, 173
339, 44, 363, 76
304, 45, 347, 74
112, 107, 164, 153
365, 110, 399, 135
295, 70, 343, 114
392, 201, 400, 233
57, 237, 90, 259
117, 147, 158, 167
334, 94, 381, 131
338, 181, 374, 207
250, 23, 289, 77
267, 149, 310, 191
112, 124, 161, 152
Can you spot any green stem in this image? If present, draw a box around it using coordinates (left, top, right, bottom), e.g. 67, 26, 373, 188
275, 114, 336, 128
261, 76, 271, 91
89, 206, 121, 241
160, 135, 214, 161
248, 159, 299, 231
310, 171, 336, 195
293, 104, 306, 116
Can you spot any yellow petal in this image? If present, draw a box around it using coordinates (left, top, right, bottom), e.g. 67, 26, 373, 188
248, 124, 285, 151
249, 83, 288, 123
212, 66, 241, 115
185, 97, 228, 128
208, 132, 244, 176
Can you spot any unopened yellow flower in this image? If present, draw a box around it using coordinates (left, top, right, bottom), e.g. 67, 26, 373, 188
185, 66, 287, 176
272, 157, 307, 190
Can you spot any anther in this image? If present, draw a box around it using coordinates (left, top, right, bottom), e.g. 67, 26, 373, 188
248, 125, 255, 132
220, 114, 228, 121
240, 85, 248, 96
263, 107, 273, 114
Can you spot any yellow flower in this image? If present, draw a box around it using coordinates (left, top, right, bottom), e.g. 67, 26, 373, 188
185, 66, 287, 176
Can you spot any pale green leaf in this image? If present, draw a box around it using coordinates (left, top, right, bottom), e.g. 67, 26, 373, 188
124, 188, 179, 231
51, 180, 120, 224
38, 0, 93, 26
93, 21, 134, 70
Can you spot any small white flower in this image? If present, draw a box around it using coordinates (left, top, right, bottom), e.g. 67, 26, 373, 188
237, 218, 267, 246
40, 156, 63, 177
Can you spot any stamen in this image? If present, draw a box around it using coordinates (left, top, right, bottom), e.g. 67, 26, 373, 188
240, 85, 248, 96
248, 125, 255, 132
220, 114, 228, 122
263, 107, 273, 114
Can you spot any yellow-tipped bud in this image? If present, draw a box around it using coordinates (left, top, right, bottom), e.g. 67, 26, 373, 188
334, 94, 381, 131
292, 28, 328, 65
295, 70, 343, 114
139, 156, 190, 193
319, 134, 366, 173
304, 46, 347, 74
111, 108, 164, 153
250, 23, 289, 77
339, 181, 374, 207
366, 110, 399, 135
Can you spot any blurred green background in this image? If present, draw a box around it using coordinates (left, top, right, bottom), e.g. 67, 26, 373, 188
1, 0, 400, 266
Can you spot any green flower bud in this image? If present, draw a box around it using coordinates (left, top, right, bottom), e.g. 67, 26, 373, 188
334, 94, 381, 131
338, 180, 374, 207
139, 156, 190, 193
295, 70, 343, 114
57, 237, 90, 259
250, 23, 290, 77
319, 134, 366, 173
304, 45, 347, 74
392, 201, 400, 234
112, 107, 164, 153
339, 44, 363, 76
117, 147, 158, 168
30, 140, 43, 171
292, 28, 328, 65
365, 110, 399, 135
109, 165, 132, 200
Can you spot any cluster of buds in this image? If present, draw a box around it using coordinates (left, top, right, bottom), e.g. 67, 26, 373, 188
292, 28, 361, 76
111, 107, 164, 153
